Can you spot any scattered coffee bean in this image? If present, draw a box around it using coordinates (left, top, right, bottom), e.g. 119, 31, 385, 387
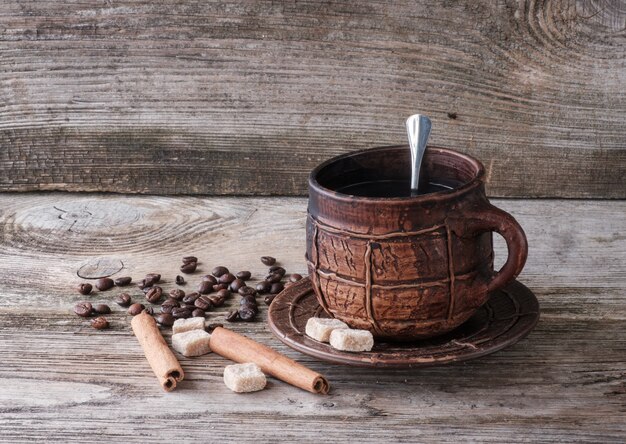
213, 283, 228, 292
145, 286, 163, 304
284, 281, 293, 288
145, 273, 161, 284
77, 283, 92, 295
238, 306, 257, 321
94, 304, 111, 314
202, 275, 218, 284
182, 292, 200, 304
95, 277, 115, 291
74, 302, 93, 317
264, 295, 275, 305
206, 322, 223, 332
180, 262, 197, 274
182, 256, 198, 264
175, 275, 185, 285
216, 288, 231, 299
144, 307, 154, 315
91, 317, 109, 330
219, 273, 236, 284
270, 282, 284, 294
194, 295, 213, 311
240, 295, 256, 306
230, 278, 245, 292
266, 273, 282, 283
238, 286, 257, 297
226, 310, 240, 322
208, 294, 225, 307
289, 273, 303, 282
269, 266, 286, 276
128, 303, 145, 316
115, 293, 132, 307
155, 313, 175, 327
161, 304, 174, 314
137, 278, 151, 290
256, 281, 271, 294
198, 280, 213, 295
169, 289, 185, 300
181, 303, 196, 311
172, 307, 192, 319
114, 276, 132, 286
261, 256, 276, 266
162, 298, 180, 309
212, 266, 229, 277
192, 308, 206, 318
236, 271, 252, 281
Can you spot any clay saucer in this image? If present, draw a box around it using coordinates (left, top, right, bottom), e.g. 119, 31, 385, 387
268, 277, 539, 368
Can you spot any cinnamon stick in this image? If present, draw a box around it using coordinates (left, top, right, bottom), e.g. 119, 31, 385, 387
131, 311, 184, 391
210, 327, 329, 394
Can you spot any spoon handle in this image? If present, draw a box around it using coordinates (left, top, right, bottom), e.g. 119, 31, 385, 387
405, 114, 432, 193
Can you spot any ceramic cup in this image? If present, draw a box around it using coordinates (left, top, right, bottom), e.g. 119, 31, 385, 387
306, 145, 528, 340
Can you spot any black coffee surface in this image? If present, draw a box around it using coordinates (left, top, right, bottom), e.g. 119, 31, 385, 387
335, 179, 457, 197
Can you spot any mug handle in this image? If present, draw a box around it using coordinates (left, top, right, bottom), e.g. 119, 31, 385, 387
454, 204, 528, 293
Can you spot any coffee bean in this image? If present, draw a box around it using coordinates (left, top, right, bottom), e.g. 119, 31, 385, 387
236, 271, 252, 281
264, 295, 275, 305
145, 286, 163, 304
182, 256, 198, 264
162, 298, 180, 309
238, 306, 257, 321
182, 292, 200, 304
261, 256, 276, 266
202, 275, 218, 284
226, 310, 240, 322
192, 308, 206, 318
208, 294, 225, 307
240, 295, 257, 306
91, 317, 109, 330
206, 322, 223, 332
161, 304, 174, 314
198, 280, 213, 295
219, 273, 236, 284
137, 279, 151, 290
180, 262, 197, 274
115, 293, 132, 307
94, 304, 111, 314
77, 283, 92, 295
230, 278, 245, 292
74, 302, 93, 317
145, 273, 161, 284
216, 288, 231, 299
155, 313, 175, 327
238, 286, 257, 297
169, 289, 185, 300
289, 273, 303, 282
194, 295, 213, 310
144, 306, 155, 315
213, 283, 228, 292
256, 281, 271, 294
266, 273, 282, 283
175, 275, 185, 285
181, 303, 196, 310
128, 303, 145, 316
172, 307, 192, 319
284, 282, 294, 288
114, 276, 132, 286
270, 282, 284, 294
211, 266, 229, 277
95, 277, 114, 291
269, 266, 286, 276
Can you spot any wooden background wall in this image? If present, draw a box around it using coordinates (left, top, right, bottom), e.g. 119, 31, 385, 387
0, 0, 624, 197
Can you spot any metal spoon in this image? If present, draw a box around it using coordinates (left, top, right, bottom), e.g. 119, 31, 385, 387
405, 114, 432, 196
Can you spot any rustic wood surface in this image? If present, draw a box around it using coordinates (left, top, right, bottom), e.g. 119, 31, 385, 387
1, 1, 625, 198
0, 193, 624, 443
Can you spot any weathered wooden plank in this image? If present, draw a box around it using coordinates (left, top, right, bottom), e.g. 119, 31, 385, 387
0, 1, 624, 198
0, 194, 624, 442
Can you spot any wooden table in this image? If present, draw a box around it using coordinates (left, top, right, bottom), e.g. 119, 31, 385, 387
0, 194, 624, 443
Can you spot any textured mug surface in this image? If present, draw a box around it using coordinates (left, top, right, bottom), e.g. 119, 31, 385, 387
306, 146, 528, 340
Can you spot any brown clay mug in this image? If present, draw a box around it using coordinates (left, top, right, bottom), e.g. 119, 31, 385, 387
306, 145, 528, 340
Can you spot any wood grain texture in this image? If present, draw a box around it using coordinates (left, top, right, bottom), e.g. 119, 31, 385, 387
0, 1, 625, 198
0, 194, 624, 443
